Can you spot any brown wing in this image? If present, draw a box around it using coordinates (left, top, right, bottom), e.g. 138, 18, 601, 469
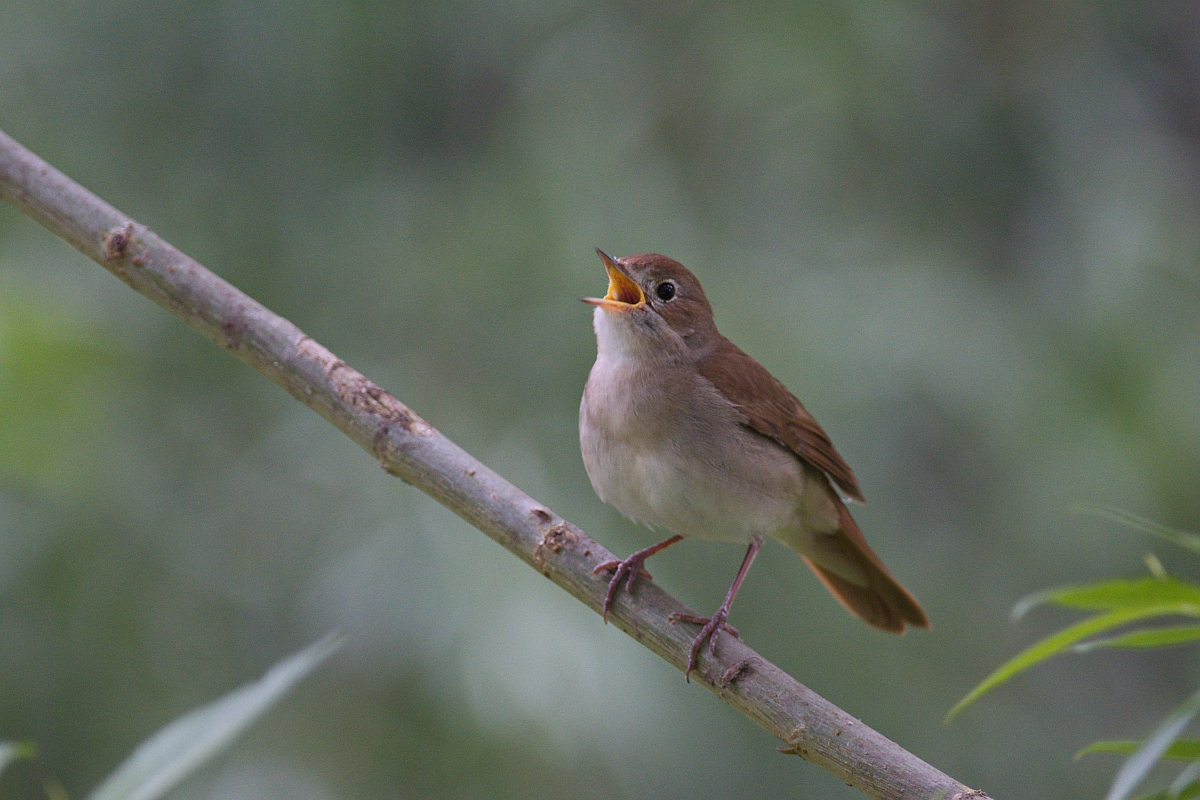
697, 336, 865, 503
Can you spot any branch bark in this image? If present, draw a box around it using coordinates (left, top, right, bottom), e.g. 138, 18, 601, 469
0, 128, 990, 800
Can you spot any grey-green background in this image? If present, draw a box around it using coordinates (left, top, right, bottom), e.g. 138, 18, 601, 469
1, 2, 1199, 797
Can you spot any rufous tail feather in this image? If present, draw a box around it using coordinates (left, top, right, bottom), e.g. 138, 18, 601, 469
802, 488, 929, 632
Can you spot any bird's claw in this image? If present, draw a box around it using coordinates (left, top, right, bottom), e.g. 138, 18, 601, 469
592, 557, 653, 622
668, 608, 739, 681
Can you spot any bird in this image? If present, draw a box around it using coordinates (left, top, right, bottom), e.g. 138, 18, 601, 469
579, 249, 929, 680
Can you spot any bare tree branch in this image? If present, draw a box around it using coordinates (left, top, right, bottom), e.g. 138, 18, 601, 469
0, 128, 990, 800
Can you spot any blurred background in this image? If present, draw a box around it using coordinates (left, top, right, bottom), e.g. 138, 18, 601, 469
1, 1, 1198, 797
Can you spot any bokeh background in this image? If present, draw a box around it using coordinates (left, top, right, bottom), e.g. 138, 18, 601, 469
1, 1, 1199, 797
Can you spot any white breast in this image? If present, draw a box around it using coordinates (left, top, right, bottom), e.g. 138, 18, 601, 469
579, 308, 805, 542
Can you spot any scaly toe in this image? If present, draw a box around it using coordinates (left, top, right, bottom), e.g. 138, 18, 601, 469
597, 556, 654, 622
592, 560, 620, 576
705, 618, 725, 657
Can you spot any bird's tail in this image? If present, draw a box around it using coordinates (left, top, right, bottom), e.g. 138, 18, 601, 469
795, 489, 929, 633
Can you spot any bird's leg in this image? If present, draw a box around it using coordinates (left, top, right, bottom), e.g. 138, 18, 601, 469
592, 534, 685, 622
669, 536, 763, 682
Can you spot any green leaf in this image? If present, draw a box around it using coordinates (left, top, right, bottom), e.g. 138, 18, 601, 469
1078, 740, 1200, 762
1108, 687, 1200, 800
0, 741, 36, 775
947, 605, 1197, 722
1078, 740, 1143, 758
1013, 578, 1200, 620
1073, 505, 1200, 558
1046, 578, 1200, 613
1073, 626, 1200, 653
87, 633, 342, 800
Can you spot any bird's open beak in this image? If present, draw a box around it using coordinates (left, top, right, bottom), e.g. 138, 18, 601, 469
582, 248, 645, 310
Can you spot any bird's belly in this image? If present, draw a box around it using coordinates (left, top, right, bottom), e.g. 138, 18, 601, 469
581, 429, 803, 543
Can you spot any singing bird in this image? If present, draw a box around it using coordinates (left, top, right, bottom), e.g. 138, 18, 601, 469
579, 249, 928, 679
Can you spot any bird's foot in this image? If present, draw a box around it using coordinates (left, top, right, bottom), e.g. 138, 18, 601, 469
668, 608, 739, 682
592, 556, 653, 622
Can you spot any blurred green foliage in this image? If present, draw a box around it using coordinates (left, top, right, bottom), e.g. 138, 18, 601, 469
0, 295, 113, 484
87, 636, 340, 800
950, 511, 1200, 798
1, 1, 1199, 798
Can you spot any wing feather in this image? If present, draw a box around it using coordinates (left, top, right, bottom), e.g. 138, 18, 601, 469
696, 337, 865, 503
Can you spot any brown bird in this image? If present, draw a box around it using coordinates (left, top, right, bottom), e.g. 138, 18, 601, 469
579, 249, 928, 680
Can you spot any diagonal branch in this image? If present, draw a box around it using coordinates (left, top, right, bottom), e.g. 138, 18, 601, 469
0, 128, 989, 800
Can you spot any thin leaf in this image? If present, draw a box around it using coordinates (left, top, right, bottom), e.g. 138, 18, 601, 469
1073, 626, 1200, 653
947, 605, 1195, 722
0, 741, 36, 775
1108, 686, 1200, 800
1047, 578, 1200, 614
87, 633, 343, 800
1011, 588, 1062, 621
1078, 740, 1144, 759
1078, 740, 1200, 762
1073, 505, 1200, 557
1012, 578, 1200, 620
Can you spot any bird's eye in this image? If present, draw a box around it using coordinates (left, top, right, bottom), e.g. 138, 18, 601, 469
655, 281, 676, 301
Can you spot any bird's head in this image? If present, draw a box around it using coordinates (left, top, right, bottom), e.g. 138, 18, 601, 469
583, 249, 718, 358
